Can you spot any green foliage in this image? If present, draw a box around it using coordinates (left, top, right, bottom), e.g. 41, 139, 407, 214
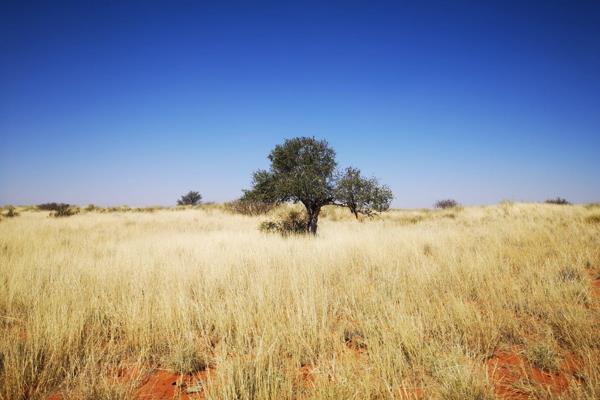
244, 137, 393, 234
177, 191, 202, 206
335, 167, 393, 218
259, 210, 308, 236
243, 137, 337, 205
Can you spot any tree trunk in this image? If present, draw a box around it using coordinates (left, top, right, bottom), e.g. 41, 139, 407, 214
306, 206, 321, 235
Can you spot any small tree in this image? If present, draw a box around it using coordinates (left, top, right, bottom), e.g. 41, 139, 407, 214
243, 137, 393, 234
177, 191, 202, 206
335, 167, 393, 219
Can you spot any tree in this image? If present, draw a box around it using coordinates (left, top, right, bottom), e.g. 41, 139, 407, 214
243, 137, 393, 234
335, 167, 393, 219
177, 191, 202, 206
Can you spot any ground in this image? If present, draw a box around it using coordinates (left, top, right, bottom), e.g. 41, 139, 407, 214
0, 203, 599, 399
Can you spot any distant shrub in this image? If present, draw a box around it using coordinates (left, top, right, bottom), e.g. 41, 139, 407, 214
225, 199, 276, 216
545, 197, 570, 205
177, 191, 202, 206
434, 199, 460, 209
103, 206, 132, 213
37, 202, 61, 211
52, 203, 77, 217
3, 206, 19, 218
84, 204, 98, 212
133, 207, 158, 213
259, 210, 308, 236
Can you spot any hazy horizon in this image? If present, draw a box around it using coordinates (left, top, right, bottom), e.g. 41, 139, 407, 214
1, 1, 599, 208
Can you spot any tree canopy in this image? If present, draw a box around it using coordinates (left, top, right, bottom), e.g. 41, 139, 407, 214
335, 167, 393, 218
243, 137, 392, 234
177, 191, 202, 206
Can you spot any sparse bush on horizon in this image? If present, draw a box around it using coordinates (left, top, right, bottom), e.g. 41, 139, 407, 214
84, 204, 98, 212
2, 206, 19, 218
37, 202, 63, 211
545, 197, 571, 205
177, 190, 202, 206
52, 203, 78, 217
37, 202, 79, 216
434, 199, 460, 209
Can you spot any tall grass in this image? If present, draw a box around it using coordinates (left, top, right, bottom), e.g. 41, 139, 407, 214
0, 203, 599, 399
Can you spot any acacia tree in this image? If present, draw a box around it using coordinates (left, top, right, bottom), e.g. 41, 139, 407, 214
335, 167, 393, 219
177, 191, 202, 206
243, 137, 393, 234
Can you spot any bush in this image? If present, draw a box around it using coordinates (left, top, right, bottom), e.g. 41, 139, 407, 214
434, 199, 460, 209
545, 197, 570, 205
52, 203, 77, 217
3, 206, 19, 218
37, 202, 61, 211
259, 210, 308, 236
526, 342, 561, 372
84, 204, 98, 212
177, 191, 202, 206
225, 199, 276, 216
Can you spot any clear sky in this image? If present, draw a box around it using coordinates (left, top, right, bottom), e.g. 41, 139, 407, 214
1, 1, 599, 208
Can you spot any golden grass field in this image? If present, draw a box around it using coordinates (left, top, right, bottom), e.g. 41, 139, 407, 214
1, 203, 599, 399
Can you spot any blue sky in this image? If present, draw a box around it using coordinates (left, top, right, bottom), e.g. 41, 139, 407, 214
1, 1, 599, 208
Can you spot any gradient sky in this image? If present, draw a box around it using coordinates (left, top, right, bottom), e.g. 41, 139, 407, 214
1, 1, 599, 208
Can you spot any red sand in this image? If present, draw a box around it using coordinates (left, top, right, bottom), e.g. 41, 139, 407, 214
136, 369, 212, 400
486, 346, 581, 399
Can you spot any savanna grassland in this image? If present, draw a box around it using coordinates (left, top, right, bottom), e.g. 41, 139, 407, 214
1, 203, 600, 400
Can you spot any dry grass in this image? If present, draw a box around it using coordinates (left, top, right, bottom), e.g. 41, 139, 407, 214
0, 203, 599, 399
